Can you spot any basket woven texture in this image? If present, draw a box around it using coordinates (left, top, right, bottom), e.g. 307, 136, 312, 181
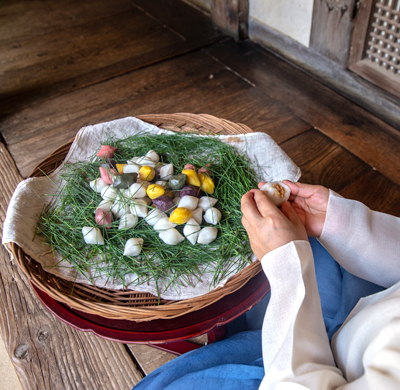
10, 113, 262, 322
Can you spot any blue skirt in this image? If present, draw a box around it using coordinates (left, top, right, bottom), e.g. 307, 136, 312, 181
133, 238, 385, 390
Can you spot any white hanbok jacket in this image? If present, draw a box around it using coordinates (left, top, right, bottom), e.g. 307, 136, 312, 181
259, 190, 400, 389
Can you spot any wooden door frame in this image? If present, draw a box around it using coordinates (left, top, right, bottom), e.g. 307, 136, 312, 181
210, 0, 363, 63
347, 0, 375, 65
347, 0, 400, 100
210, 0, 249, 40
208, 0, 400, 129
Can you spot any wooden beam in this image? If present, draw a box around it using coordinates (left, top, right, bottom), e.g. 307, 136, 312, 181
211, 0, 248, 40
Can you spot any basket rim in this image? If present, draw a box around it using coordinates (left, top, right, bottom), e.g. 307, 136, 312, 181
13, 113, 262, 322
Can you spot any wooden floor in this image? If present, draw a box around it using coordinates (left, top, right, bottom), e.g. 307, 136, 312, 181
2, 0, 400, 388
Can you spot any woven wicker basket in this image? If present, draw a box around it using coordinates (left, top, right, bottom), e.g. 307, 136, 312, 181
10, 113, 262, 322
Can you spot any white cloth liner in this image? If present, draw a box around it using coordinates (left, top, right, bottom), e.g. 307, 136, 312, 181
3, 116, 301, 299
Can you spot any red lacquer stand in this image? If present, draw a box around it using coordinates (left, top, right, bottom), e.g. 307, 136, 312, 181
32, 270, 269, 355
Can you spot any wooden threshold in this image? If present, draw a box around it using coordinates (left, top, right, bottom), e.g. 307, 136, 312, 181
248, 17, 400, 131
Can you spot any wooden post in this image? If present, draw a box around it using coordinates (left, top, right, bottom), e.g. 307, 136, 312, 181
211, 0, 249, 40
310, 0, 360, 66
347, 0, 374, 66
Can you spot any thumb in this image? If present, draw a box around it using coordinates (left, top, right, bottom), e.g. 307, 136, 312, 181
283, 180, 321, 200
281, 201, 307, 237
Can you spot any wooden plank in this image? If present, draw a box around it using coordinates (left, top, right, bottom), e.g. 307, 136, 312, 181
194, 88, 312, 144
128, 344, 176, 375
4, 52, 252, 176
132, 0, 221, 40
1, 51, 226, 145
0, 0, 134, 44
1, 9, 166, 78
0, 334, 23, 390
0, 10, 181, 102
1, 35, 222, 118
310, 0, 357, 66
339, 170, 400, 216
0, 143, 143, 389
280, 129, 372, 192
210, 0, 249, 40
0, 0, 223, 115
128, 334, 207, 375
205, 40, 400, 186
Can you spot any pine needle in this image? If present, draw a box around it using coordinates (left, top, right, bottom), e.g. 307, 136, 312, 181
37, 132, 259, 297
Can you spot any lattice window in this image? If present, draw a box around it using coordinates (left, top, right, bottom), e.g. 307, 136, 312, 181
366, 0, 400, 74
349, 0, 400, 99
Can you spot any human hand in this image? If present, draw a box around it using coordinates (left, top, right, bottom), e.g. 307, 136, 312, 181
241, 189, 308, 260
259, 181, 329, 237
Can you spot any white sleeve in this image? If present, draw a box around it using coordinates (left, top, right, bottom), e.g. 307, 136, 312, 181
259, 241, 400, 390
259, 241, 347, 390
319, 190, 400, 288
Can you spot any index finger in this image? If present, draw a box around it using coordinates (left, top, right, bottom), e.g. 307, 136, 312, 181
258, 182, 266, 189
252, 189, 280, 218
241, 191, 263, 220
